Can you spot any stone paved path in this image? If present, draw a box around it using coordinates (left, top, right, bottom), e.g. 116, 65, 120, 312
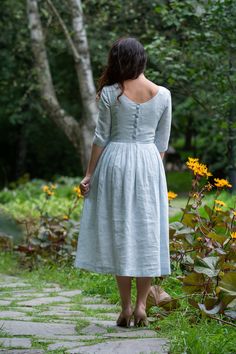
0, 274, 170, 353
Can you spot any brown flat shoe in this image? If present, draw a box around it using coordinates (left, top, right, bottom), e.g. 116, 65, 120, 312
134, 310, 149, 327
116, 310, 134, 328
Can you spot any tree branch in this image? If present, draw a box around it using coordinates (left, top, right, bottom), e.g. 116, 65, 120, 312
27, 0, 82, 157
45, 0, 81, 63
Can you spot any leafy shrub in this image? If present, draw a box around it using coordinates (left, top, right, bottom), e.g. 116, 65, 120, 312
12, 182, 83, 269
0, 176, 83, 219
168, 157, 236, 324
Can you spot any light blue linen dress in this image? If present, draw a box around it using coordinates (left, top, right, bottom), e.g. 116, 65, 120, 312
74, 83, 172, 277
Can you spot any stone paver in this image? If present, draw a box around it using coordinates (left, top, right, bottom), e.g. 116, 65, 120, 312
86, 319, 117, 326
66, 338, 170, 354
7, 292, 47, 299
101, 312, 119, 319
57, 290, 82, 297
79, 295, 109, 304
79, 323, 108, 335
81, 303, 118, 309
0, 320, 77, 336
0, 275, 19, 282
36, 334, 98, 340
17, 296, 71, 306
0, 338, 31, 348
0, 351, 44, 353
5, 306, 38, 312
0, 273, 170, 353
0, 300, 11, 306
0, 311, 32, 318
40, 309, 84, 316
103, 329, 158, 338
47, 341, 84, 350
44, 304, 72, 311
0, 282, 31, 288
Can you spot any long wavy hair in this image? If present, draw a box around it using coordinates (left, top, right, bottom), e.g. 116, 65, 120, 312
96, 36, 147, 102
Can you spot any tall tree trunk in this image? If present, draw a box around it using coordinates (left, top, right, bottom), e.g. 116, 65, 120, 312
27, 0, 97, 172
67, 5, 97, 108
68, 0, 99, 170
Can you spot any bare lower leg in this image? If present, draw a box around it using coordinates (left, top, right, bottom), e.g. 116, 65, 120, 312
135, 277, 152, 313
115, 275, 133, 315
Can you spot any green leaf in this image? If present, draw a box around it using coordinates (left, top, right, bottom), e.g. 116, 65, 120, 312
207, 232, 227, 244
194, 256, 220, 278
169, 221, 185, 230
218, 272, 236, 297
204, 205, 212, 218
182, 213, 197, 228
182, 272, 206, 294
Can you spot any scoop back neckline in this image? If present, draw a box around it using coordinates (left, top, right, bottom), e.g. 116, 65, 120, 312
113, 83, 162, 105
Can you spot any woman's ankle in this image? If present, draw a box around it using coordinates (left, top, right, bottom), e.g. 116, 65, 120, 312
121, 304, 133, 313
134, 302, 146, 312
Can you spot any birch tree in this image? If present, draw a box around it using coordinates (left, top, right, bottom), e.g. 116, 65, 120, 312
27, 0, 98, 171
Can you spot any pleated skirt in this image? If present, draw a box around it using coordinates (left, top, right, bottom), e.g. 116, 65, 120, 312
74, 141, 171, 277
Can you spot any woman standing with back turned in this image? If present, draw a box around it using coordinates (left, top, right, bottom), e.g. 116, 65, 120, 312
74, 36, 172, 328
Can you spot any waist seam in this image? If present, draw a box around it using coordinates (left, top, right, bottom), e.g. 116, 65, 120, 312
109, 140, 155, 144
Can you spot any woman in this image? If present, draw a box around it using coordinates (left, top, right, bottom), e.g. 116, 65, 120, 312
74, 36, 172, 328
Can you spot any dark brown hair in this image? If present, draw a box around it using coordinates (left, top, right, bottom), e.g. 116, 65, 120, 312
96, 36, 147, 101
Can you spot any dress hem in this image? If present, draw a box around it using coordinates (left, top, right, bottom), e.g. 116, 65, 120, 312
74, 261, 171, 277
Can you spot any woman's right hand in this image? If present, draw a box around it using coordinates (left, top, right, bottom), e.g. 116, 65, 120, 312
80, 175, 91, 197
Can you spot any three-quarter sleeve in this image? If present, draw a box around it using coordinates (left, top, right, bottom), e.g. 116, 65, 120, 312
92, 87, 112, 147
154, 90, 172, 152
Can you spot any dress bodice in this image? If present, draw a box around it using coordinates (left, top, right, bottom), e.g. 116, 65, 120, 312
92, 82, 172, 153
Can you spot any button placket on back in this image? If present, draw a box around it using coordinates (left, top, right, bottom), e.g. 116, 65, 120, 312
133, 104, 140, 140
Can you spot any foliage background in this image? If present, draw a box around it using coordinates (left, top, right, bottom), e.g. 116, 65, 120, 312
0, 0, 236, 188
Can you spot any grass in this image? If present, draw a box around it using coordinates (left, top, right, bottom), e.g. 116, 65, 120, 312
31, 338, 54, 350
159, 312, 236, 353
1, 252, 235, 353
75, 318, 91, 333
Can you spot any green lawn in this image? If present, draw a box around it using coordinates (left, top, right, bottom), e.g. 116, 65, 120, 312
1, 252, 235, 354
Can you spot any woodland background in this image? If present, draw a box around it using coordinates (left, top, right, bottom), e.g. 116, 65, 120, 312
0, 0, 235, 191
